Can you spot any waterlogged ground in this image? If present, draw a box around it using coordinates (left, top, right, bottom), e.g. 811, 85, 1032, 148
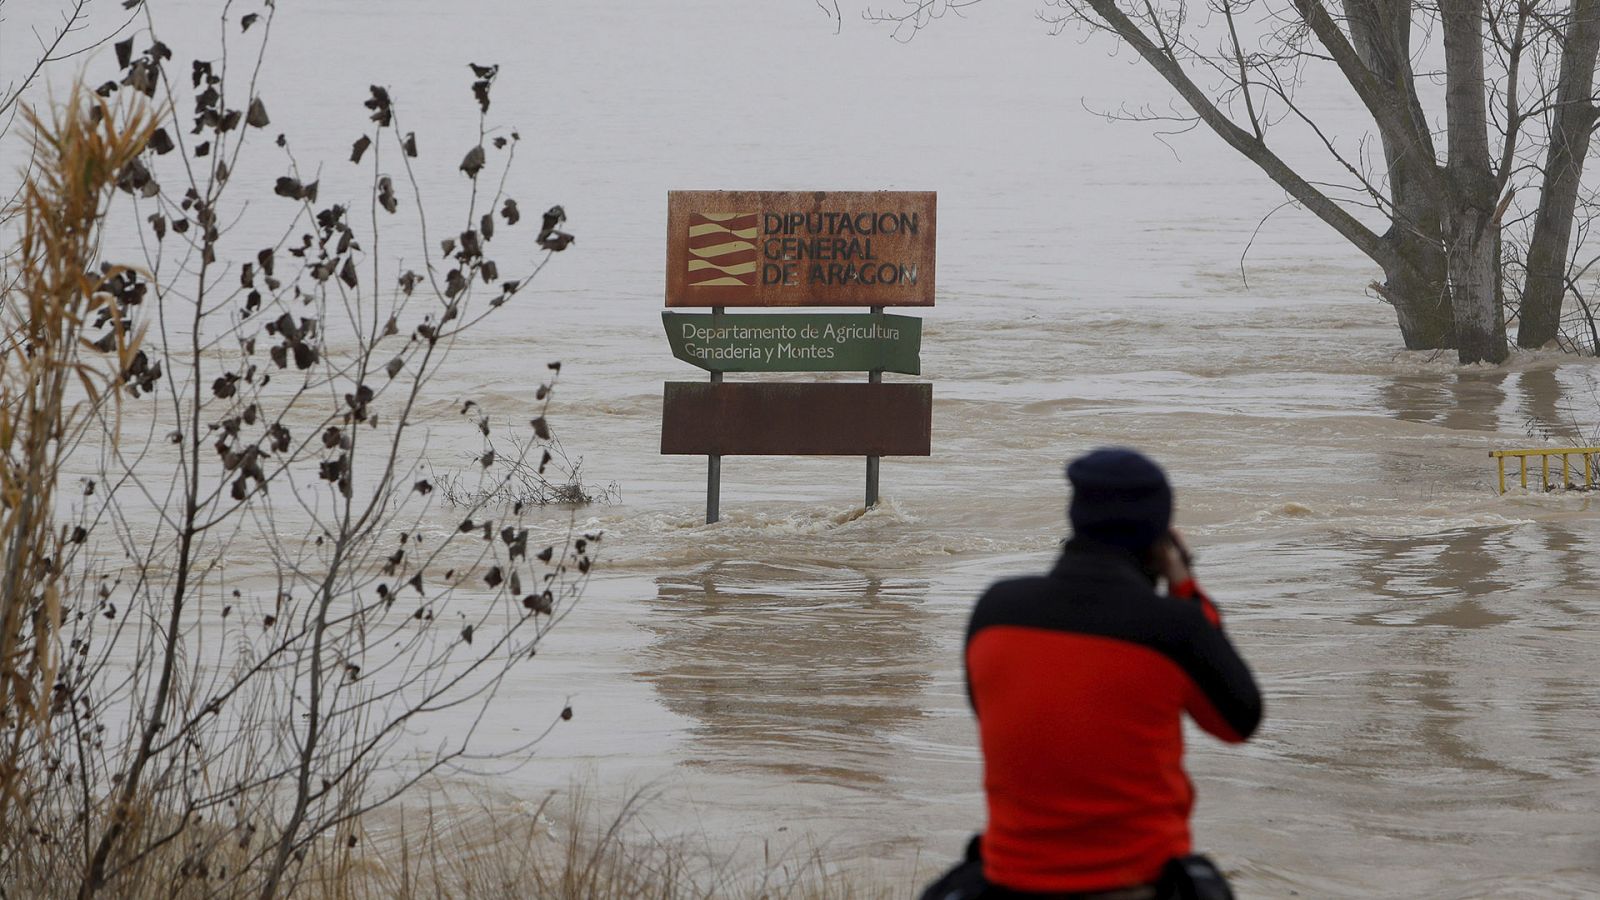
9, 0, 1600, 896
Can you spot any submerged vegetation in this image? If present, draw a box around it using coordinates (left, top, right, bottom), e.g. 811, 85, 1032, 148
431, 433, 622, 510
0, 2, 598, 895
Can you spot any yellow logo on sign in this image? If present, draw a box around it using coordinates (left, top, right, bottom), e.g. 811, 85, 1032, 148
686, 212, 758, 286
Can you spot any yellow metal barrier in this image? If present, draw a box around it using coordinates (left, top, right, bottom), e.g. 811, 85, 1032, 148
1489, 446, 1600, 494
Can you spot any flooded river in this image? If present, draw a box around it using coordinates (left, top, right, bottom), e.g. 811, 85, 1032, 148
9, 0, 1600, 896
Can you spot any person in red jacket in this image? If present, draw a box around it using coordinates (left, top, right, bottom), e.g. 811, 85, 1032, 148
928, 448, 1262, 900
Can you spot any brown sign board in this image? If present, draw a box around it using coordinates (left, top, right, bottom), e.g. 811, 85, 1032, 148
661, 382, 932, 456
666, 190, 936, 307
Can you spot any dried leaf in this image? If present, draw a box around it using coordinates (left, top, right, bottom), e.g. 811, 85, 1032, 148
484, 566, 503, 588
241, 12, 258, 30
319, 457, 346, 483
246, 97, 270, 128
459, 144, 485, 179
365, 85, 393, 127
378, 176, 397, 213
530, 417, 550, 440
537, 230, 575, 252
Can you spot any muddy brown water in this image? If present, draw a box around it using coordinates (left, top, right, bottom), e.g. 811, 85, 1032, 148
9, 0, 1600, 895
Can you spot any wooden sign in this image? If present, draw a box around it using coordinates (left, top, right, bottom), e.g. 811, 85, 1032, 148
661, 312, 922, 374
661, 383, 932, 456
666, 190, 936, 307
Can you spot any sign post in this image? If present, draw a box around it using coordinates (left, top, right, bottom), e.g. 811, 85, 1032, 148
866, 305, 883, 508
661, 191, 936, 523
707, 306, 723, 524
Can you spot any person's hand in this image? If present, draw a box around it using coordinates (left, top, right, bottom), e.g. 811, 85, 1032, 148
1155, 528, 1193, 588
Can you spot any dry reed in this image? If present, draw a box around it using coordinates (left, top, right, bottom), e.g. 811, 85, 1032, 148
0, 86, 152, 812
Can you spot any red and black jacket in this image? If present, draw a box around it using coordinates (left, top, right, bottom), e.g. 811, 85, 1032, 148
965, 538, 1263, 894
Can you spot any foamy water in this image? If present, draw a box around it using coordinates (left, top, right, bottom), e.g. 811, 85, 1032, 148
8, 1, 1600, 896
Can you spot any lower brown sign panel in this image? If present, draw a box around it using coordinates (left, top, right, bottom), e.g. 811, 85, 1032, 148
661, 382, 932, 456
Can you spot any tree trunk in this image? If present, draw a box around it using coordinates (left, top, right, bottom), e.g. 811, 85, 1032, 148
1383, 243, 1455, 349
1448, 206, 1508, 363
1441, 0, 1509, 363
1518, 0, 1600, 348
1345, 0, 1456, 349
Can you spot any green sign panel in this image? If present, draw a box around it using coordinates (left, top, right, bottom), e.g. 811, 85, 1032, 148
662, 312, 922, 374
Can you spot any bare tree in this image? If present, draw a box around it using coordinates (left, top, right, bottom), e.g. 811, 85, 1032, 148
0, 1, 593, 897
865, 1, 1600, 364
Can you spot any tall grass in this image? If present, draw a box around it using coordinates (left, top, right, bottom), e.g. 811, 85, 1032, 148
0, 782, 911, 898
293, 788, 912, 900
0, 87, 152, 814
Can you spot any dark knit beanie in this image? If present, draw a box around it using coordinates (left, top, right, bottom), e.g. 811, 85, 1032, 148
1065, 448, 1172, 551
